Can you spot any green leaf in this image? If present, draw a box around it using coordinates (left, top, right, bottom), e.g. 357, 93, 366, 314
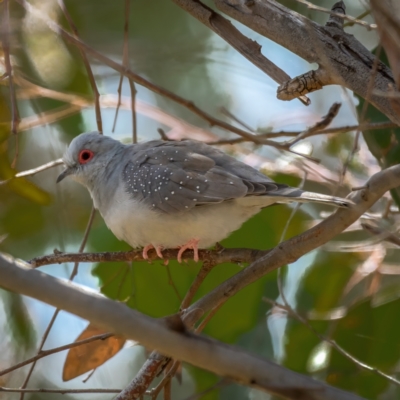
359, 47, 400, 206
1, 290, 36, 350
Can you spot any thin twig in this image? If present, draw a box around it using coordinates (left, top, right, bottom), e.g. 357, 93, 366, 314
19, 309, 60, 400
0, 158, 64, 186
165, 264, 182, 302
157, 128, 171, 141
14, 74, 396, 142
263, 297, 400, 387
111, 0, 134, 134
293, 0, 376, 30
163, 377, 171, 400
361, 222, 400, 247
276, 172, 306, 304
82, 368, 96, 383
71, 207, 96, 279
1, 387, 121, 394
286, 102, 341, 147
208, 121, 397, 146
148, 361, 180, 400
15, 0, 316, 155
121, 0, 138, 144
341, 45, 382, 181
0, 333, 113, 377
219, 107, 254, 132
19, 208, 96, 398
112, 75, 124, 132
180, 260, 217, 310
2, 0, 20, 168
343, 9, 371, 28
58, 0, 103, 133
195, 301, 224, 333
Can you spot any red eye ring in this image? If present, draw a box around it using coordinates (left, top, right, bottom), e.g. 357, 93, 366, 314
78, 149, 94, 164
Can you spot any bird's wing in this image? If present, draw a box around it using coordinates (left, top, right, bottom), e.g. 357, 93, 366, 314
121, 140, 281, 214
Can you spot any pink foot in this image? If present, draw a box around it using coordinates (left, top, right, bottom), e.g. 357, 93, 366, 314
177, 239, 200, 263
142, 244, 164, 260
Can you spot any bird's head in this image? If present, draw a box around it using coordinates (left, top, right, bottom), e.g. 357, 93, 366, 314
57, 132, 122, 186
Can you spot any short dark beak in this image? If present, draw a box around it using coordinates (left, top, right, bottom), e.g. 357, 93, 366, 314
56, 167, 73, 183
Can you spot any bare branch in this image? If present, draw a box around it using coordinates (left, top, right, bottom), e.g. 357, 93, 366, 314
0, 333, 113, 377
213, 0, 400, 125
115, 353, 169, 400
29, 247, 269, 268
0, 159, 63, 186
0, 253, 366, 400
171, 0, 310, 105
294, 0, 376, 30
185, 164, 400, 325
19, 208, 96, 398
14, 0, 264, 145
0, 387, 121, 394
1, 0, 20, 136
285, 102, 341, 146
263, 298, 400, 386
58, 0, 103, 132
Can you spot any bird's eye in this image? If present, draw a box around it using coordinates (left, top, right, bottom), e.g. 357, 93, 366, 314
78, 149, 94, 164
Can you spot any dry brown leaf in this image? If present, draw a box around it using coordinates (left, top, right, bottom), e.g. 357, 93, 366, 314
62, 323, 126, 381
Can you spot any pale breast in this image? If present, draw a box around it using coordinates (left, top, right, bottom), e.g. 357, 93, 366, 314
95, 184, 264, 249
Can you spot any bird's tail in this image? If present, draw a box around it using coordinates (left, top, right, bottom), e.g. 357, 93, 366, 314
267, 187, 353, 208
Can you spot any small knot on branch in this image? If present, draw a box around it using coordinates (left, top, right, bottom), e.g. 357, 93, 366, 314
277, 69, 331, 101
326, 1, 346, 29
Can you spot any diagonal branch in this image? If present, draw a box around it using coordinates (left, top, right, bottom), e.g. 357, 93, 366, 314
171, 0, 310, 105
0, 253, 365, 400
213, 0, 400, 125
185, 164, 400, 323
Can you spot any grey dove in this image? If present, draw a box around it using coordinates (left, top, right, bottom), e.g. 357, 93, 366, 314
57, 132, 351, 262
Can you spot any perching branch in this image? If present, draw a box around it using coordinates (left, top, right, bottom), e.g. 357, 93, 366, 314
29, 247, 268, 268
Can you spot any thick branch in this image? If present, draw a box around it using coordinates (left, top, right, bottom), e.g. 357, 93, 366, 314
213, 0, 400, 125
0, 253, 364, 400
171, 0, 309, 105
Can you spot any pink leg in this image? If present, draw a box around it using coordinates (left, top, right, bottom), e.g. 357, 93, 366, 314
177, 239, 200, 263
142, 244, 154, 260
142, 244, 164, 260
155, 246, 164, 259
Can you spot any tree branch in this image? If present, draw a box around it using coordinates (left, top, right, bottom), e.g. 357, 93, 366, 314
29, 247, 269, 268
171, 0, 310, 105
184, 164, 400, 324
213, 0, 400, 125
0, 253, 364, 400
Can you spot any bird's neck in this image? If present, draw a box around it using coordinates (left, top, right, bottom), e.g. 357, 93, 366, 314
85, 146, 127, 214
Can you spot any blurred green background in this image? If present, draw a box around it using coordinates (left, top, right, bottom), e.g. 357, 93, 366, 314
1, 0, 400, 399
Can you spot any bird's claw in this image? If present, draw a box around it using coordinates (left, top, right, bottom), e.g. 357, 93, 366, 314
142, 244, 164, 261
177, 239, 199, 263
